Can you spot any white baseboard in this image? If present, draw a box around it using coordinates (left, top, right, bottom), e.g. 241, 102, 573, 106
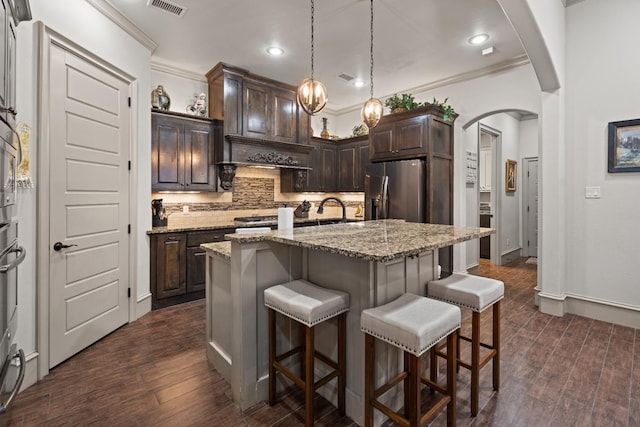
19, 351, 39, 392
136, 292, 152, 319
500, 247, 521, 264
538, 291, 640, 328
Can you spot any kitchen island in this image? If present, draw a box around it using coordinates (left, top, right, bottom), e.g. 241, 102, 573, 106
203, 220, 493, 425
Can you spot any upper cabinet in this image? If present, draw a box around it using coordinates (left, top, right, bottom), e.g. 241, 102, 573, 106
281, 135, 370, 193
205, 63, 312, 190
1, 0, 30, 129
151, 111, 221, 192
369, 105, 454, 163
479, 148, 492, 192
337, 136, 369, 192
206, 63, 311, 160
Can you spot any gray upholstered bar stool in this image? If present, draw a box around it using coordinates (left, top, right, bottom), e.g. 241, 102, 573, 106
360, 293, 461, 427
264, 279, 350, 427
427, 273, 504, 416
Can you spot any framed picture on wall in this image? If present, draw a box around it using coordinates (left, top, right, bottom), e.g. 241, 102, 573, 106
506, 159, 517, 192
608, 118, 640, 172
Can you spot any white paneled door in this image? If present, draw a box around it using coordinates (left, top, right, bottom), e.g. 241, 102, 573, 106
48, 44, 131, 368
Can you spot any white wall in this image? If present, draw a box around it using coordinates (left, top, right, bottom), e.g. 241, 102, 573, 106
519, 118, 539, 160
563, 0, 640, 307
151, 69, 207, 115
15, 0, 153, 355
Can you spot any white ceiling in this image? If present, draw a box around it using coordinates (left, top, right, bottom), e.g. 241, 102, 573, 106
105, 0, 527, 112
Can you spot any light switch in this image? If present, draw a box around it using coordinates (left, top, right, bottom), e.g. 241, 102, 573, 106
585, 186, 601, 199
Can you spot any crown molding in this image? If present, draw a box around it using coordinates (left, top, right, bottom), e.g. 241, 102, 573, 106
331, 54, 531, 116
85, 0, 158, 53
151, 61, 207, 82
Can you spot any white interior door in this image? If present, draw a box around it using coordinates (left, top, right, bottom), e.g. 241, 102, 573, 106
48, 43, 131, 368
523, 157, 539, 257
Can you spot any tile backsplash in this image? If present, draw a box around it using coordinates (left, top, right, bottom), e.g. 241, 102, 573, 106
153, 166, 364, 217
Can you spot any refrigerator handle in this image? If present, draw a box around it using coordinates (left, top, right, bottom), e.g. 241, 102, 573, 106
381, 176, 389, 219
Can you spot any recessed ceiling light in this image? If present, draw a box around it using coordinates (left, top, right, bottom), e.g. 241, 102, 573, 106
353, 79, 366, 88
468, 34, 489, 45
266, 46, 284, 56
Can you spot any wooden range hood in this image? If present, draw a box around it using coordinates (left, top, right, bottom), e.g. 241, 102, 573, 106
206, 62, 313, 190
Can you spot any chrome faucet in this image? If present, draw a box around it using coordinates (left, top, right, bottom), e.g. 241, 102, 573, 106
317, 197, 347, 223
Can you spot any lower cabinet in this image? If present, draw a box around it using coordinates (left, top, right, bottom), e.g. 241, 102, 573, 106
150, 228, 234, 309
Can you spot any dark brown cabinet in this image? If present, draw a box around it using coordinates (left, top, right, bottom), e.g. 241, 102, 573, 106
281, 137, 336, 192
152, 233, 187, 303
369, 115, 430, 162
151, 111, 219, 192
480, 214, 491, 259
150, 228, 234, 309
243, 81, 298, 144
337, 136, 369, 192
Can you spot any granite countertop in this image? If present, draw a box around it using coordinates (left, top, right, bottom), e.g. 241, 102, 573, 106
224, 219, 495, 262
201, 241, 231, 261
147, 216, 362, 235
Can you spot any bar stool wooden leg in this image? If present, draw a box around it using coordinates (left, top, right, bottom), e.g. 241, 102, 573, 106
471, 311, 480, 416
408, 353, 421, 426
493, 300, 501, 391
447, 330, 457, 427
299, 322, 306, 380
337, 313, 346, 415
429, 345, 437, 387
268, 308, 276, 406
304, 325, 314, 427
404, 351, 411, 417
364, 333, 374, 427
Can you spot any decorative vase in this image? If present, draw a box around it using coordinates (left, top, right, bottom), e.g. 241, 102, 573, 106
152, 85, 171, 111
393, 107, 407, 113
320, 117, 330, 139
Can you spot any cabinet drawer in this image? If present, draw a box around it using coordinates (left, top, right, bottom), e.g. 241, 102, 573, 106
186, 246, 207, 292
187, 228, 234, 246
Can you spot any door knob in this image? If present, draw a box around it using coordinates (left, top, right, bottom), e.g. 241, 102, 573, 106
53, 242, 77, 251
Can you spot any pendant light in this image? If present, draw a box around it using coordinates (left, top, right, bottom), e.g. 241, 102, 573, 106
361, 0, 383, 129
297, 0, 328, 115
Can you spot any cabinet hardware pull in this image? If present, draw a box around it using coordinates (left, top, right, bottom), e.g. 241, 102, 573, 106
194, 252, 205, 257
165, 241, 179, 245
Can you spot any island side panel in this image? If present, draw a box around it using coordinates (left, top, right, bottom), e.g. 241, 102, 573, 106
303, 248, 436, 426
230, 240, 303, 410
206, 252, 232, 382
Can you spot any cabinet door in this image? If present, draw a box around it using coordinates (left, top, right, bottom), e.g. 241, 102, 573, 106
5, 14, 14, 127
243, 81, 270, 139
186, 247, 207, 292
152, 114, 184, 191
395, 116, 428, 158
272, 87, 297, 143
320, 147, 336, 191
337, 145, 357, 191
369, 122, 394, 161
0, 0, 7, 117
184, 121, 216, 191
154, 234, 187, 300
357, 143, 370, 191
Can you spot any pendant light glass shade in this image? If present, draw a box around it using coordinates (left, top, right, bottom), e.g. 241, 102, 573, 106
361, 97, 383, 128
362, 0, 383, 129
297, 78, 328, 115
298, 0, 327, 115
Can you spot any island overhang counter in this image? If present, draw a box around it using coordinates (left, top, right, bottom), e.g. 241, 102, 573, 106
203, 219, 493, 425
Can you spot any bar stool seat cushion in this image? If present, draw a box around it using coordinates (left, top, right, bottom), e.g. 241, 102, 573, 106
427, 273, 504, 312
264, 279, 350, 327
360, 293, 460, 357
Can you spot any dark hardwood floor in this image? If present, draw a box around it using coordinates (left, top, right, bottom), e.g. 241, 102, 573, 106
2, 257, 639, 426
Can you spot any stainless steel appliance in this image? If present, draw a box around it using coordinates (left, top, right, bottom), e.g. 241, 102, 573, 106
0, 130, 25, 412
365, 159, 451, 275
364, 159, 426, 222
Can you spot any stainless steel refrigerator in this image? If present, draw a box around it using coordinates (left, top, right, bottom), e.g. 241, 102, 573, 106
365, 158, 452, 275
364, 159, 426, 222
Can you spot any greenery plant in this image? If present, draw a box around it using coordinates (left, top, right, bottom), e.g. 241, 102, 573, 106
352, 123, 369, 137
384, 94, 457, 122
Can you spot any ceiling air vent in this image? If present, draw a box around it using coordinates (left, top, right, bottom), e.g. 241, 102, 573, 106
146, 0, 187, 17
337, 73, 355, 82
